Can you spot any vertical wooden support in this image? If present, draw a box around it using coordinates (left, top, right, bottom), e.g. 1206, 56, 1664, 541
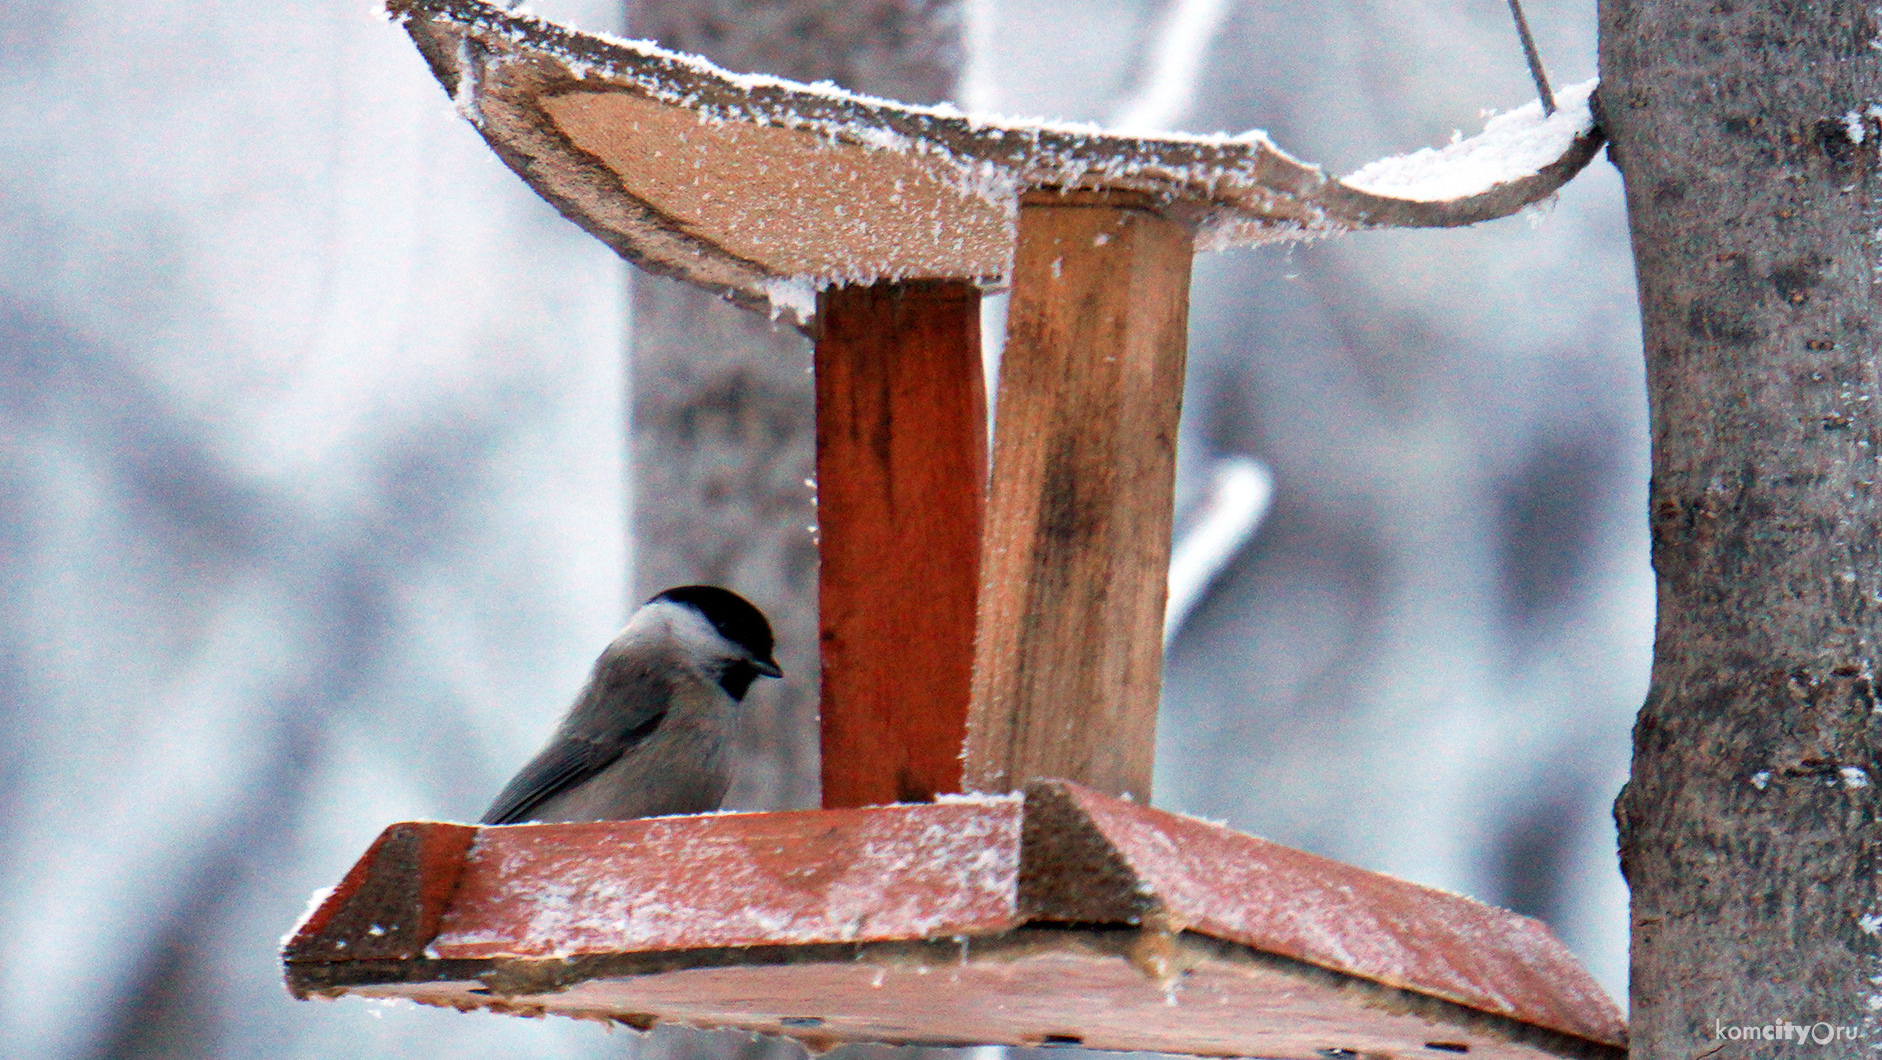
814, 280, 986, 808
964, 190, 1193, 800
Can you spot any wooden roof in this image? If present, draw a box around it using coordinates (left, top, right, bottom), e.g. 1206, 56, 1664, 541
387, 0, 1603, 318
286, 781, 1625, 1060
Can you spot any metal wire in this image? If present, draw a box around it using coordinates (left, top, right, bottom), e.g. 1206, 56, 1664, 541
1505, 0, 1557, 116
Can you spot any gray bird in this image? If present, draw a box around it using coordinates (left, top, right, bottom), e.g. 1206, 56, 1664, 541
480, 585, 781, 825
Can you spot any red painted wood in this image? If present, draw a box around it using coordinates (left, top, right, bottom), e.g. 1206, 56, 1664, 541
814, 280, 985, 808
427, 800, 1022, 958
360, 944, 1612, 1059
282, 821, 477, 965
286, 790, 1623, 1055
1032, 784, 1628, 1048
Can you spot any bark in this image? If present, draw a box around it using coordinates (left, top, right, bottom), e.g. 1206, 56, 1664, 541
622, 0, 963, 814
1600, 0, 1882, 1053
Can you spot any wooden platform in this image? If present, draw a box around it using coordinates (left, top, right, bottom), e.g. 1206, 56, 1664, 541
386, 0, 1604, 319
285, 781, 1625, 1060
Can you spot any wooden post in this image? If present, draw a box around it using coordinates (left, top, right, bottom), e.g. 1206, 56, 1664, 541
814, 280, 986, 808
964, 190, 1194, 800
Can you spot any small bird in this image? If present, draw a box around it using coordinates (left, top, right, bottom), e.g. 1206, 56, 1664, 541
480, 585, 781, 825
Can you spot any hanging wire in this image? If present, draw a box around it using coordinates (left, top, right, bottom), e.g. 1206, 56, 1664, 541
1504, 0, 1557, 116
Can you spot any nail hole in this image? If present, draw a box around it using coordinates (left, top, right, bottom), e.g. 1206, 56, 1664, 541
780, 1017, 825, 1028
1042, 1035, 1084, 1046
1426, 1044, 1470, 1054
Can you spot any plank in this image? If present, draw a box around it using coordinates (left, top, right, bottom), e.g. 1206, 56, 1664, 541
814, 280, 986, 807
430, 800, 1022, 959
1024, 783, 1627, 1047
337, 937, 1620, 1060
282, 822, 477, 963
964, 190, 1193, 800
394, 0, 1605, 317
283, 784, 1625, 1060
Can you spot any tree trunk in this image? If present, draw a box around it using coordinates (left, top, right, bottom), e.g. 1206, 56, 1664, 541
623, 0, 964, 814
1600, 0, 1882, 1053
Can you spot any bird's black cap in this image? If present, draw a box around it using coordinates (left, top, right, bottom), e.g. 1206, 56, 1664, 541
651, 586, 782, 697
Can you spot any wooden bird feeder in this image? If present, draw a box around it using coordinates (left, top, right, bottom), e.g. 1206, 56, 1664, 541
285, 3, 1623, 1058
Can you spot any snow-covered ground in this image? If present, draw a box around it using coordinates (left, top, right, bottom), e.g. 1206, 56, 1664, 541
0, 1, 1644, 1057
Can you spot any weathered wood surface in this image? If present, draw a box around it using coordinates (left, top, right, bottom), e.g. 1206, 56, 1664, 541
338, 938, 1617, 1060
282, 822, 477, 964
432, 800, 1021, 957
284, 782, 1624, 1059
815, 281, 984, 808
964, 191, 1191, 801
388, 0, 1605, 318
619, 0, 967, 821
1024, 783, 1625, 1045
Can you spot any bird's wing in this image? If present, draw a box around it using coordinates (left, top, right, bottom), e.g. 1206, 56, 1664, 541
479, 672, 669, 825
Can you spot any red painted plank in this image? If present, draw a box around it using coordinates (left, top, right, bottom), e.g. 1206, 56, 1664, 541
1038, 783, 1627, 1048
427, 799, 1022, 959
363, 938, 1613, 1059
285, 792, 1623, 1057
814, 280, 985, 808
283, 821, 477, 965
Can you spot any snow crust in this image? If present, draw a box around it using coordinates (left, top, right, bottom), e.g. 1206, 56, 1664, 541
759, 276, 819, 325
279, 885, 337, 951
1341, 79, 1598, 202
399, 3, 1599, 318
401, 0, 1310, 166
933, 791, 1022, 805
396, 2, 1328, 317
418, 3, 1285, 150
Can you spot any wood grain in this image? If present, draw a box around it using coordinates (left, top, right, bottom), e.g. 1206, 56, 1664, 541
282, 821, 477, 971
427, 800, 1023, 960
284, 787, 1623, 1058
815, 280, 985, 807
964, 190, 1193, 800
397, 0, 1603, 320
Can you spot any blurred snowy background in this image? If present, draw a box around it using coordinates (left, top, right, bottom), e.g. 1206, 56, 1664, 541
0, 0, 1645, 1057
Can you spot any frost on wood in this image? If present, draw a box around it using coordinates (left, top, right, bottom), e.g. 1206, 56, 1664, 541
427, 800, 1023, 959
1030, 784, 1625, 1047
279, 885, 337, 950
286, 783, 1623, 1059
386, 0, 1604, 322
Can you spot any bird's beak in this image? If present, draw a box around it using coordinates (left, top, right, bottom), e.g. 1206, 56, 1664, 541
751, 657, 783, 679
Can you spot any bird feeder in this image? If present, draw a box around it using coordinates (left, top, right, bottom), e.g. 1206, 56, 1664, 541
284, 3, 1623, 1058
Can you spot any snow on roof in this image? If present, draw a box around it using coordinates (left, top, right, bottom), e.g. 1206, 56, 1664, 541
388, 0, 1603, 322
1343, 80, 1601, 201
